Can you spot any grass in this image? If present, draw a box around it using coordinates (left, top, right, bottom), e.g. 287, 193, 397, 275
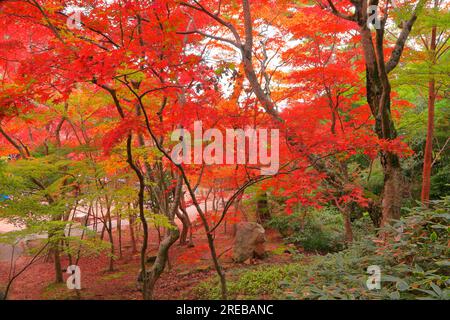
101, 271, 128, 281
193, 260, 309, 300
42, 282, 79, 300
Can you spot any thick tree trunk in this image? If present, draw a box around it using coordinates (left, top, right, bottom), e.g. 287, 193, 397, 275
380, 154, 403, 225
359, 19, 406, 227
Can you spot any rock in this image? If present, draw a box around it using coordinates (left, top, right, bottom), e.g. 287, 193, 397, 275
233, 222, 267, 263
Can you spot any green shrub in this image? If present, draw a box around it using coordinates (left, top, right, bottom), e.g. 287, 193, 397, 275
265, 212, 303, 238
193, 264, 301, 300
285, 198, 450, 299
352, 213, 376, 241
196, 198, 450, 300
267, 207, 345, 253
292, 198, 450, 299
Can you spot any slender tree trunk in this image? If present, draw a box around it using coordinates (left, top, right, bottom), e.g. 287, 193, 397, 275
53, 246, 63, 283
105, 201, 115, 272
146, 175, 182, 299
48, 216, 64, 283
344, 214, 353, 243
176, 209, 189, 245
126, 135, 150, 300
256, 192, 270, 224
334, 199, 353, 243
147, 227, 179, 298
107, 230, 114, 272
128, 205, 138, 254
179, 200, 195, 247
180, 202, 195, 248
421, 25, 437, 206
117, 210, 122, 259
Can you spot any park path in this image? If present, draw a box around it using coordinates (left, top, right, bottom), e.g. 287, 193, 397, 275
0, 198, 216, 262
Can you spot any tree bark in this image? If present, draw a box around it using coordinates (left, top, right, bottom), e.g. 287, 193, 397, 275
53, 245, 64, 283
421, 25, 437, 206
359, 19, 405, 225
176, 209, 189, 245
256, 192, 270, 224
145, 174, 182, 299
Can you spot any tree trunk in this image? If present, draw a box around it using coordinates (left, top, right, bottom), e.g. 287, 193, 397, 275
146, 226, 180, 299
343, 206, 353, 243
359, 20, 405, 227
380, 154, 403, 225
105, 202, 115, 272
117, 210, 122, 259
48, 224, 64, 283
107, 228, 115, 272
128, 205, 138, 254
179, 196, 195, 246
421, 25, 437, 206
53, 246, 63, 283
176, 209, 189, 245
334, 199, 353, 243
145, 175, 183, 299
256, 192, 270, 224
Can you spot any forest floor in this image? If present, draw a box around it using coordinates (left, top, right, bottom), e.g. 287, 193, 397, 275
0, 224, 299, 300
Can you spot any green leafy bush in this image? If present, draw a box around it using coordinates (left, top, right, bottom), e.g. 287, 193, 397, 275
196, 198, 449, 300
285, 198, 449, 300
267, 207, 345, 253
193, 264, 301, 300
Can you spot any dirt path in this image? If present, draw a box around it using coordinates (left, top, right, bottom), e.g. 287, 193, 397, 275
0, 243, 22, 262
0, 198, 211, 262
0, 223, 290, 299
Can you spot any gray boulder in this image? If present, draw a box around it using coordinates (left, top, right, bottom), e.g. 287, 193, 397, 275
233, 222, 266, 263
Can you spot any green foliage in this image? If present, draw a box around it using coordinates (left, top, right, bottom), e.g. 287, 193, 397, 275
0, 156, 111, 259
351, 213, 376, 241
42, 283, 76, 300
285, 199, 450, 300
0, 157, 70, 244
430, 163, 450, 199
267, 207, 345, 253
193, 264, 300, 300
360, 160, 385, 196
197, 199, 449, 300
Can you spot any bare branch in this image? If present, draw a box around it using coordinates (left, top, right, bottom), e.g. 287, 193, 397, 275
317, 0, 356, 21
177, 30, 239, 48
